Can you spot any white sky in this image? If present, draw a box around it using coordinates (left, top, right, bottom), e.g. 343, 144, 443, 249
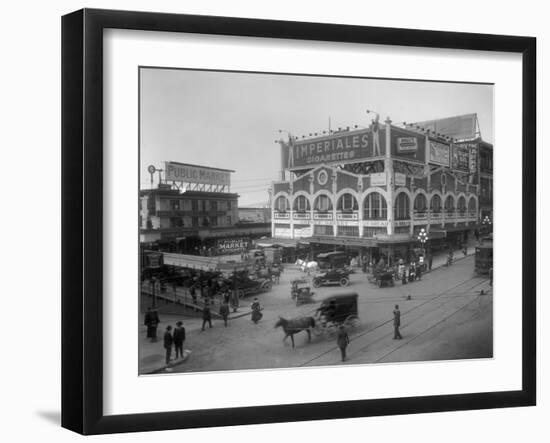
140, 68, 493, 206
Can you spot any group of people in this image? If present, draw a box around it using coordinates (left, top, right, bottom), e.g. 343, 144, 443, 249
163, 321, 186, 365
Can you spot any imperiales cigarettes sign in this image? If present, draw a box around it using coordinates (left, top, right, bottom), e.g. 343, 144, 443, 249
164, 162, 231, 186
283, 129, 385, 169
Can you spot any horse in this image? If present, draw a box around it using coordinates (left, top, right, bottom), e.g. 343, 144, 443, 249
295, 259, 318, 274
274, 316, 316, 348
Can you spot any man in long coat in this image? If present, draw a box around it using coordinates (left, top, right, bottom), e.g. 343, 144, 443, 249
393, 304, 403, 340
144, 307, 160, 342
163, 325, 174, 365
336, 325, 350, 362
173, 321, 186, 359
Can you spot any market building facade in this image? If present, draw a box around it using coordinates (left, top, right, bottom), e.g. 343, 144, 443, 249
270, 114, 492, 263
140, 162, 270, 255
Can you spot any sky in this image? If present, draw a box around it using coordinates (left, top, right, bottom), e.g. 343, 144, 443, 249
140, 68, 493, 206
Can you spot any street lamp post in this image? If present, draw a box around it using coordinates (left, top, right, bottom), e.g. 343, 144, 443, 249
482, 215, 492, 234
417, 228, 429, 257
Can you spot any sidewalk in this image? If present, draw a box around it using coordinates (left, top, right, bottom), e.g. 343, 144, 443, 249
139, 306, 255, 374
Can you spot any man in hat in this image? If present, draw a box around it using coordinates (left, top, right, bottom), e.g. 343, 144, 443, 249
336, 325, 350, 362
201, 303, 212, 331
163, 325, 174, 365
144, 306, 160, 342
173, 321, 186, 359
219, 300, 230, 327
393, 304, 403, 340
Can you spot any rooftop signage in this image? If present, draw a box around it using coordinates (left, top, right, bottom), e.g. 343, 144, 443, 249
164, 162, 232, 186
282, 128, 386, 170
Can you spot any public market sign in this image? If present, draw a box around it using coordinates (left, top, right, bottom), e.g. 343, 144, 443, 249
164, 162, 231, 186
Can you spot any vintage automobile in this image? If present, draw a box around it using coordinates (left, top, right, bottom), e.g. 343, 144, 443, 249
290, 279, 315, 306
312, 269, 351, 288
372, 268, 395, 287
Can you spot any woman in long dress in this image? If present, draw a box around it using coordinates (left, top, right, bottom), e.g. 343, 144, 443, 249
251, 298, 263, 324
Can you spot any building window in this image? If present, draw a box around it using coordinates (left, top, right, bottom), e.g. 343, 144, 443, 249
293, 195, 310, 212
169, 217, 184, 228
314, 194, 333, 212
211, 201, 218, 212
338, 226, 359, 237
313, 225, 334, 236
227, 200, 232, 210
394, 193, 410, 220
430, 195, 442, 213
457, 196, 467, 215
203, 200, 209, 211
192, 217, 199, 227
364, 192, 387, 220
147, 196, 156, 213
170, 199, 180, 210
275, 196, 290, 212
468, 197, 477, 214
202, 217, 210, 227
337, 193, 358, 212
192, 200, 198, 212
226, 215, 232, 225
444, 196, 455, 214
413, 194, 427, 213
363, 227, 386, 238
210, 216, 218, 227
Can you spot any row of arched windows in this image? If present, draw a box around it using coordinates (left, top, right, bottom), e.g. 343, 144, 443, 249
274, 192, 477, 220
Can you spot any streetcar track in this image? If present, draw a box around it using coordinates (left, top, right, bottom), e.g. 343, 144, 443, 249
372, 294, 492, 363
299, 276, 488, 366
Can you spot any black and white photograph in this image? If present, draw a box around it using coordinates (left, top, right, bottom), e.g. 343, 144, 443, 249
138, 68, 494, 375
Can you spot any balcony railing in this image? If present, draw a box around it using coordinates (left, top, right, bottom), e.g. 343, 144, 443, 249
293, 212, 310, 220
413, 210, 428, 220
273, 211, 290, 219
336, 211, 359, 220
313, 212, 333, 220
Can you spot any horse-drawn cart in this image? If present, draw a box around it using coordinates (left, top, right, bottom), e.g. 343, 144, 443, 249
313, 292, 360, 338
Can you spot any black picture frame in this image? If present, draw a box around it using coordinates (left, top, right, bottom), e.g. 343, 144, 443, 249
62, 8, 536, 435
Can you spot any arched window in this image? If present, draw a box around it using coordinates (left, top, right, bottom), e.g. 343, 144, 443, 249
293, 195, 310, 212
394, 193, 410, 220
430, 194, 442, 213
444, 195, 455, 214
413, 194, 427, 213
468, 197, 477, 215
337, 193, 358, 212
363, 192, 387, 220
457, 196, 467, 214
314, 194, 333, 212
274, 195, 290, 212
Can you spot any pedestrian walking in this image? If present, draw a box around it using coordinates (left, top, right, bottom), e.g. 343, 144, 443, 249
163, 325, 174, 365
189, 284, 198, 310
251, 297, 263, 324
173, 321, 186, 359
219, 300, 230, 327
230, 288, 240, 312
336, 325, 350, 362
201, 303, 212, 331
393, 304, 403, 340
428, 254, 433, 270
144, 306, 160, 342
417, 265, 422, 280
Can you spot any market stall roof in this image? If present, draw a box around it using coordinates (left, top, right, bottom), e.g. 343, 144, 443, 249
307, 236, 377, 247
254, 238, 308, 247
